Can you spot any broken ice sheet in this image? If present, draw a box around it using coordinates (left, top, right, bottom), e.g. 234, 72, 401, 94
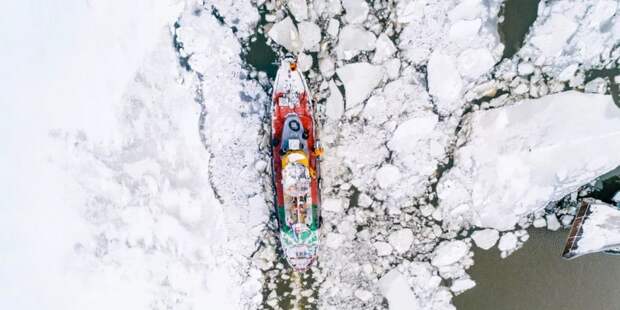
439, 91, 620, 231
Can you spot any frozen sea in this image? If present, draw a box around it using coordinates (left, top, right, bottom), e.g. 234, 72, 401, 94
1, 0, 620, 309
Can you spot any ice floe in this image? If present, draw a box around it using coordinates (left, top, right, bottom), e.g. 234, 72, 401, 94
388, 229, 414, 254
379, 269, 419, 310
439, 92, 620, 231
298, 21, 321, 52
431, 240, 469, 267
267, 16, 300, 52
336, 62, 383, 107
336, 25, 377, 60
471, 229, 500, 250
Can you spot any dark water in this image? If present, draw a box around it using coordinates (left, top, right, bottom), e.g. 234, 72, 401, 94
454, 228, 620, 310
498, 0, 540, 59
586, 68, 620, 108
246, 30, 278, 79
244, 6, 278, 79
583, 166, 620, 205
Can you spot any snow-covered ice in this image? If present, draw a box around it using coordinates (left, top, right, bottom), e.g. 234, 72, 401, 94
431, 240, 470, 267
325, 80, 345, 120
379, 269, 420, 310
323, 197, 345, 214
287, 0, 308, 21
376, 164, 402, 190
428, 51, 463, 112
2, 1, 271, 309
546, 214, 562, 231
267, 17, 300, 52
372, 33, 398, 64
341, 0, 369, 24
388, 229, 414, 254
336, 62, 384, 107
298, 21, 321, 52
374, 241, 393, 256
336, 25, 377, 60
451, 278, 476, 294
471, 229, 500, 250
497, 232, 518, 252
439, 92, 620, 231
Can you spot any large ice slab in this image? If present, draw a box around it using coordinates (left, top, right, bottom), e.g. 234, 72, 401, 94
268, 17, 301, 52
428, 51, 463, 112
336, 25, 377, 60
379, 269, 420, 310
336, 62, 383, 107
438, 92, 620, 231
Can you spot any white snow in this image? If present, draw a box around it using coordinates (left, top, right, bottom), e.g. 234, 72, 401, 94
336, 62, 384, 107
388, 229, 414, 254
448, 0, 485, 21
326, 232, 346, 249
431, 240, 469, 267
438, 92, 620, 231
560, 215, 574, 227
471, 229, 500, 250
